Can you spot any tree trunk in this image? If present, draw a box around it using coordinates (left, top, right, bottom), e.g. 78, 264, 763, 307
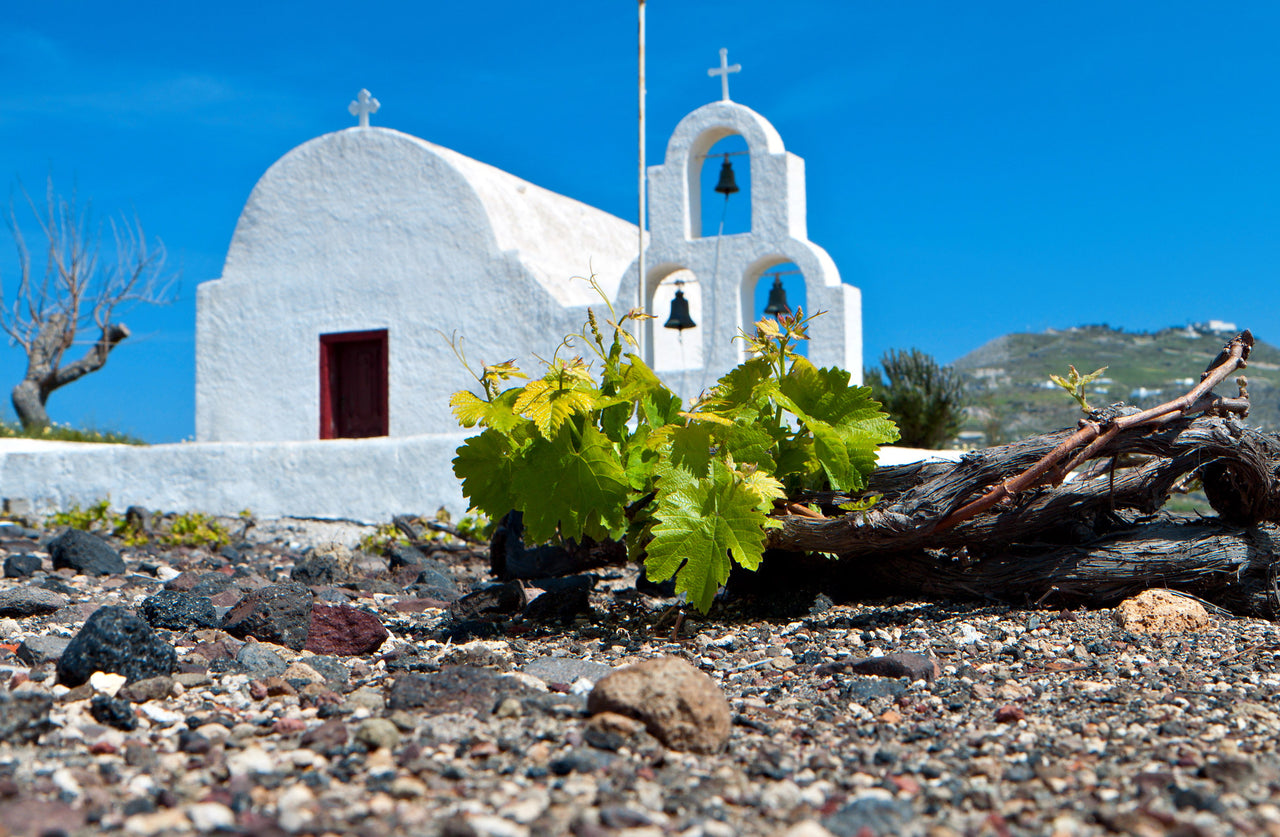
10, 314, 130, 430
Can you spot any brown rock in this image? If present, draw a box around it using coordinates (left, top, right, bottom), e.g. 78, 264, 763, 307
118, 675, 174, 703
1114, 589, 1211, 634
820, 652, 940, 683
304, 604, 389, 656
587, 655, 731, 754
995, 703, 1025, 723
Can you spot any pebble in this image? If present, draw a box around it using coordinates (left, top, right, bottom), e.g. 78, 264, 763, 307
0, 517, 1273, 836
0, 585, 67, 616
305, 602, 389, 655
47, 528, 125, 575
138, 589, 219, 630
587, 655, 731, 754
56, 606, 178, 686
221, 582, 314, 650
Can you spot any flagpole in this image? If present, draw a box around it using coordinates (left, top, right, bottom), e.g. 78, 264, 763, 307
637, 0, 647, 360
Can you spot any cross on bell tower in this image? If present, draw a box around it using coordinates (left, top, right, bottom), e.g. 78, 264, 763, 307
707, 48, 741, 102
348, 89, 380, 128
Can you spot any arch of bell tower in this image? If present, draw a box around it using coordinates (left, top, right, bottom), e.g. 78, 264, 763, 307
617, 94, 862, 398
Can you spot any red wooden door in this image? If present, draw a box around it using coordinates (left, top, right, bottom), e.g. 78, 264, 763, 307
320, 330, 388, 438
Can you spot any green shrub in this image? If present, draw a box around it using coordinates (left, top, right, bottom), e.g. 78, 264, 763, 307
866, 349, 966, 449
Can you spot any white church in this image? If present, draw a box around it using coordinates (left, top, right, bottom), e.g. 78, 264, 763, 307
2, 55, 865, 522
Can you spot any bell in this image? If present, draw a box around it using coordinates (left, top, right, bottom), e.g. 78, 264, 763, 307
714, 155, 739, 196
763, 276, 791, 317
664, 289, 696, 331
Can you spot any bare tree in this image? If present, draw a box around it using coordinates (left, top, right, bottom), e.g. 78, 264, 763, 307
1, 180, 175, 430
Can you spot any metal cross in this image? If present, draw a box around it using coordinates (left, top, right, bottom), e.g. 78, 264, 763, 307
707, 48, 741, 102
348, 89, 380, 127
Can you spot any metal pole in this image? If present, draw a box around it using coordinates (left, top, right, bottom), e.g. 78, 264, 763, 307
637, 0, 647, 360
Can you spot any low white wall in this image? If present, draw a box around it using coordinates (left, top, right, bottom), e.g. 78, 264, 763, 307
0, 434, 471, 524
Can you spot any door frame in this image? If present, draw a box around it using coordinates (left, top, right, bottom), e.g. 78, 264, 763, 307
319, 329, 389, 439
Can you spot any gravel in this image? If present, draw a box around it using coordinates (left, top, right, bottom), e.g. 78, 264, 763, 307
0, 516, 1275, 836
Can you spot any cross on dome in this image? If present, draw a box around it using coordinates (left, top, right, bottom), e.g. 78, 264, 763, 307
707, 48, 741, 102
348, 89, 380, 127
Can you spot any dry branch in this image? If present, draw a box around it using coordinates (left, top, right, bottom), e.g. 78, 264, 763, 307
760, 330, 1280, 618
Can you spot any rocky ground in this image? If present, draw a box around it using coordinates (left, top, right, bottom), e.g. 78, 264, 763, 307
0, 515, 1277, 837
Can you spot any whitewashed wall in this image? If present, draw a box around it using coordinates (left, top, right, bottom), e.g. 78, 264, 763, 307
0, 435, 469, 523
197, 127, 637, 443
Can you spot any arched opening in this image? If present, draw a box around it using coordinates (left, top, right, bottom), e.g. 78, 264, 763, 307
743, 261, 808, 358
698, 135, 750, 239
650, 269, 703, 372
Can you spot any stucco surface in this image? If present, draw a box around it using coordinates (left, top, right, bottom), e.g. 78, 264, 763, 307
615, 101, 862, 399
198, 127, 637, 443
0, 435, 469, 523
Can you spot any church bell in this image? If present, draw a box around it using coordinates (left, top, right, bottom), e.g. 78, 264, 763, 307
663, 289, 696, 331
763, 276, 791, 317
714, 155, 739, 196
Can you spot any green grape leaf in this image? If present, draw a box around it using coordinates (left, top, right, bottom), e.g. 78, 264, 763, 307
778, 358, 899, 491
703, 358, 778, 418
667, 422, 714, 477
645, 459, 775, 614
511, 422, 629, 543
514, 378, 601, 439
449, 390, 488, 427
717, 421, 778, 471
452, 429, 520, 518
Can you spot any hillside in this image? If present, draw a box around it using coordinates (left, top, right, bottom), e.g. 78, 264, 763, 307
951, 323, 1280, 445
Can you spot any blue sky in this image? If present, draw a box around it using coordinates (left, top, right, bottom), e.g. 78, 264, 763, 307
2, 2, 1278, 442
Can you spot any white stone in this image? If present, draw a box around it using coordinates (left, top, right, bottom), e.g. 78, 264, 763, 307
187, 802, 236, 831
276, 783, 317, 833
89, 671, 128, 697
139, 702, 182, 726
226, 745, 277, 776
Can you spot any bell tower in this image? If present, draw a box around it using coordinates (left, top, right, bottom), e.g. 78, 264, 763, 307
616, 58, 862, 398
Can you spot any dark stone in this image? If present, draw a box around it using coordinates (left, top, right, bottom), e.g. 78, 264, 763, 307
17, 635, 71, 666
1173, 787, 1226, 814
236, 643, 287, 678
413, 563, 461, 601
387, 544, 425, 570
290, 555, 343, 587
448, 582, 526, 622
3, 554, 42, 578
387, 667, 537, 714
89, 694, 137, 731
302, 655, 350, 691
549, 748, 616, 775
840, 677, 908, 704
439, 620, 500, 643
177, 729, 211, 754
300, 718, 349, 755
305, 604, 388, 656
221, 582, 313, 650
822, 794, 917, 837
48, 529, 124, 576
56, 606, 178, 687
522, 586, 591, 624
819, 652, 939, 683
138, 590, 219, 631
0, 691, 52, 743
0, 586, 67, 617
